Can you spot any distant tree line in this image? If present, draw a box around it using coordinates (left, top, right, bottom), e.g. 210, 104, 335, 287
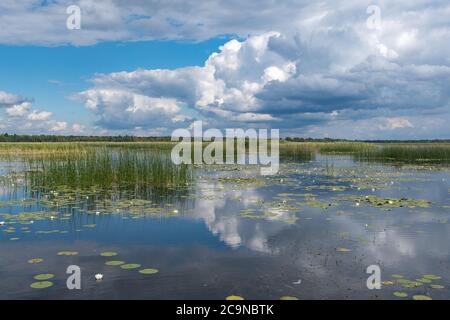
0, 133, 172, 142
0, 133, 448, 143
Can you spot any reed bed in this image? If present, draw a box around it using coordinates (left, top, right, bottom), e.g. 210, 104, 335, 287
279, 141, 375, 155
24, 148, 192, 192
356, 143, 450, 163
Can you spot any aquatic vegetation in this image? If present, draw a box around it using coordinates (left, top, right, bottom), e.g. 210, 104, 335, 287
28, 258, 44, 264
335, 247, 351, 252
95, 274, 104, 281
24, 147, 193, 195
139, 268, 159, 275
100, 252, 118, 257
279, 296, 299, 300
430, 284, 445, 289
423, 274, 441, 280
105, 260, 125, 266
336, 195, 431, 209
357, 143, 450, 165
30, 281, 54, 289
34, 274, 55, 280
412, 295, 432, 300
225, 295, 244, 300
57, 251, 79, 256
393, 292, 408, 298
120, 263, 141, 270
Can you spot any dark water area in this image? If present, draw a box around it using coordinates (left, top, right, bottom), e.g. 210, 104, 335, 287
1, 155, 449, 299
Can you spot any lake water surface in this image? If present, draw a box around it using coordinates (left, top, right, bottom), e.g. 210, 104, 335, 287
1, 154, 449, 299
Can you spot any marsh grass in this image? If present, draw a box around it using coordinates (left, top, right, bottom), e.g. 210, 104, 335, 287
357, 143, 450, 164
24, 147, 192, 193
279, 143, 315, 161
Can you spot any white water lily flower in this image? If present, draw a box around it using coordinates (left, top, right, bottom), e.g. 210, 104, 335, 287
0, 221, 5, 226
95, 273, 103, 281
173, 209, 179, 214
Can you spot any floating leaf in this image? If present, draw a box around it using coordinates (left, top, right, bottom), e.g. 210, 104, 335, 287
28, 258, 44, 264
423, 274, 441, 280
393, 292, 408, 298
34, 273, 55, 280
280, 296, 299, 300
391, 274, 404, 279
226, 295, 244, 300
416, 278, 431, 283
430, 284, 445, 289
30, 281, 54, 289
120, 263, 141, 270
139, 268, 159, 275
105, 260, 125, 266
57, 251, 78, 256
100, 251, 118, 257
412, 295, 432, 300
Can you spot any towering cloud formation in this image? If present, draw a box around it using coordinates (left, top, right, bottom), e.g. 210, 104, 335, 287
2, 1, 450, 138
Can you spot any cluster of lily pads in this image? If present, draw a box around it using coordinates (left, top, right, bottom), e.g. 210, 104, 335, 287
383, 273, 445, 300
27, 250, 160, 290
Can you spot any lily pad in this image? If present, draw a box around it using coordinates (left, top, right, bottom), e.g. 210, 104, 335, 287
57, 251, 78, 256
34, 273, 55, 280
412, 295, 432, 300
30, 281, 54, 289
28, 258, 44, 264
100, 251, 118, 257
280, 296, 299, 300
393, 292, 408, 298
120, 263, 141, 270
423, 274, 441, 280
226, 295, 244, 300
430, 284, 445, 289
105, 260, 125, 266
139, 268, 159, 275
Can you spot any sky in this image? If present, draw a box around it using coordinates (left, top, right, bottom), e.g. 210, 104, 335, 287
0, 0, 449, 139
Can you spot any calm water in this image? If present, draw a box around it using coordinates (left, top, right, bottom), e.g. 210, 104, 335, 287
1, 155, 449, 299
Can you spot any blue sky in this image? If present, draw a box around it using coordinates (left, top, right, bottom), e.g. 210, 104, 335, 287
0, 38, 229, 127
1, 1, 450, 139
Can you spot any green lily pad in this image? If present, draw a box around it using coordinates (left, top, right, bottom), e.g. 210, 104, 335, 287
57, 251, 78, 256
226, 295, 244, 300
412, 295, 432, 300
30, 281, 54, 289
139, 268, 159, 275
393, 292, 408, 298
120, 263, 141, 270
100, 251, 118, 257
391, 274, 404, 279
280, 296, 299, 300
28, 258, 44, 264
105, 260, 125, 266
416, 278, 432, 283
430, 284, 445, 289
34, 273, 55, 280
423, 274, 441, 280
